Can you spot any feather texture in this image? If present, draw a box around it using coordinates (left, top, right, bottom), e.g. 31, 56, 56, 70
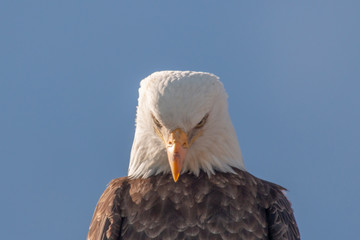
88, 169, 300, 240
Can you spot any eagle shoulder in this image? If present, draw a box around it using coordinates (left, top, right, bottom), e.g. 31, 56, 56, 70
254, 176, 301, 240
87, 177, 128, 240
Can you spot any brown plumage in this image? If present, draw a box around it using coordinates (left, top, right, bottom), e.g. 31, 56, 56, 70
87, 168, 300, 240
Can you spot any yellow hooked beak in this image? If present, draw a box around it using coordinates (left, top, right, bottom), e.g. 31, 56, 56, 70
166, 128, 189, 182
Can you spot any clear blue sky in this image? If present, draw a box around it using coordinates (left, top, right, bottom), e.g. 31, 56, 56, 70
1, 1, 359, 239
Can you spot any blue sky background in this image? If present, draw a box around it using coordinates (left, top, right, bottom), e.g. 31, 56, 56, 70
1, 1, 359, 239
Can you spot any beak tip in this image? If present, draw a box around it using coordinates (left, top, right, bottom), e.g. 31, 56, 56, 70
172, 173, 180, 182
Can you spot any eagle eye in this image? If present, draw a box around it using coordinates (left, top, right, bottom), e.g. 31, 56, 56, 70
195, 113, 209, 129
151, 113, 162, 129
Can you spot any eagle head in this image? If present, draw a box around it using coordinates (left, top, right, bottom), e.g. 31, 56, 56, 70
128, 71, 245, 181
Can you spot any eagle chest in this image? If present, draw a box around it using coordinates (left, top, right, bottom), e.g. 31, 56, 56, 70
119, 176, 269, 240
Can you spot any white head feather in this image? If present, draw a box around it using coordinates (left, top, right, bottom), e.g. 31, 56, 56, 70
128, 71, 245, 178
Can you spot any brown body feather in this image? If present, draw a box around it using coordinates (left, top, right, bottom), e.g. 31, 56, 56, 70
87, 169, 300, 240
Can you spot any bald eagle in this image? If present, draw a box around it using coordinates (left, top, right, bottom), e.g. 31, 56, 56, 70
87, 71, 300, 240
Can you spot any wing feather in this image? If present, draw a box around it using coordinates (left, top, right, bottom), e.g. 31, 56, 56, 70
87, 178, 125, 240
266, 186, 300, 240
